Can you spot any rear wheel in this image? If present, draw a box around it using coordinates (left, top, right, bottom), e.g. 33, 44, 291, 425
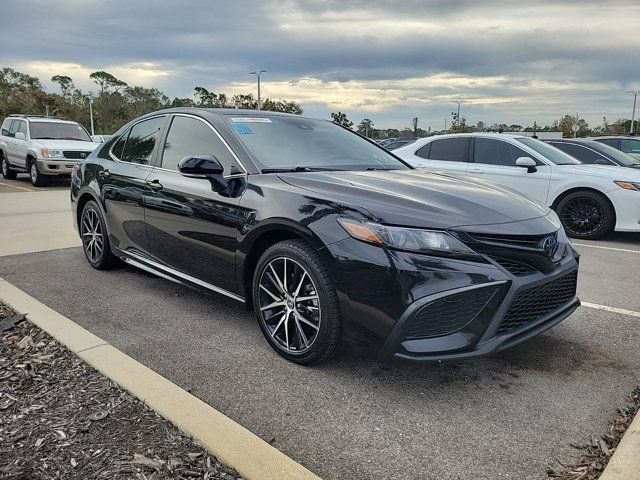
29, 158, 48, 187
252, 239, 342, 365
556, 190, 614, 240
1, 154, 17, 180
80, 200, 118, 270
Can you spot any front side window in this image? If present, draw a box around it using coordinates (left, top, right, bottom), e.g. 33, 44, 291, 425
473, 138, 529, 166
17, 121, 27, 136
8, 120, 21, 137
516, 137, 581, 165
549, 143, 605, 164
427, 138, 469, 162
161, 116, 238, 174
621, 139, 640, 154
223, 114, 409, 171
1, 119, 12, 136
120, 116, 165, 165
29, 121, 91, 141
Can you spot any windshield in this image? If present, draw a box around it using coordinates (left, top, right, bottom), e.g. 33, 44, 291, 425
596, 143, 640, 166
30, 121, 92, 141
223, 115, 409, 171
516, 137, 582, 165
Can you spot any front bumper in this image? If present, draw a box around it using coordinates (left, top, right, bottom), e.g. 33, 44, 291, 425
37, 158, 79, 175
608, 187, 640, 232
324, 237, 580, 363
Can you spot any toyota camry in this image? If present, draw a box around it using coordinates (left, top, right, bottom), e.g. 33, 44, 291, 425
71, 109, 580, 365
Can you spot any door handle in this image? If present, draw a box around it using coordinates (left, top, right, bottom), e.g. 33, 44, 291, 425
98, 169, 110, 178
468, 168, 484, 174
145, 179, 163, 191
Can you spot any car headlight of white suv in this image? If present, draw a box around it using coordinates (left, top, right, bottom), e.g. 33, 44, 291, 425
40, 148, 64, 159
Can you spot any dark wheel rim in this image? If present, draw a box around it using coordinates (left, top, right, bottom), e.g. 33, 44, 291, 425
30, 163, 37, 183
258, 257, 321, 354
81, 208, 104, 263
561, 197, 604, 236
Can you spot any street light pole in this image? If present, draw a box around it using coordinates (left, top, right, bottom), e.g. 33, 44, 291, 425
88, 97, 95, 136
250, 68, 267, 110
454, 99, 465, 127
628, 91, 639, 135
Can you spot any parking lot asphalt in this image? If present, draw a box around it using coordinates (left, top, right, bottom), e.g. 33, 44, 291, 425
0, 227, 639, 479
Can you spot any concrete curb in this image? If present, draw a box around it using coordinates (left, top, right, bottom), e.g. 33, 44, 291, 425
600, 407, 640, 480
0, 277, 321, 480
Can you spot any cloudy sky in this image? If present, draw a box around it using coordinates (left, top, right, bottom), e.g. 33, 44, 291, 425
3, 0, 640, 129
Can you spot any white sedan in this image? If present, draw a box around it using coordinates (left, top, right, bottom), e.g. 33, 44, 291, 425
394, 133, 640, 239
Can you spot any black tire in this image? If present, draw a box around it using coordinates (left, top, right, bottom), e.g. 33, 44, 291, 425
80, 200, 118, 270
556, 190, 614, 240
252, 239, 342, 365
28, 158, 48, 187
1, 153, 17, 180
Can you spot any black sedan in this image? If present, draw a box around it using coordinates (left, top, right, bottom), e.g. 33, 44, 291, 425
545, 138, 640, 169
71, 108, 580, 365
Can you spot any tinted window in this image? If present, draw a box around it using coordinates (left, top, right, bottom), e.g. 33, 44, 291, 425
161, 116, 238, 174
112, 133, 127, 159
30, 121, 90, 141
473, 138, 529, 166
427, 138, 469, 162
120, 116, 165, 165
597, 138, 619, 148
621, 139, 640, 154
516, 137, 581, 165
549, 143, 608, 164
9, 120, 21, 136
415, 143, 431, 159
17, 121, 27, 136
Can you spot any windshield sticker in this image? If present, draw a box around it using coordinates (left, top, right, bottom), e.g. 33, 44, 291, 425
230, 117, 272, 123
232, 124, 254, 135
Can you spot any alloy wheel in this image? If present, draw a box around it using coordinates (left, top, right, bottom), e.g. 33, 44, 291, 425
560, 196, 604, 236
257, 257, 321, 354
81, 208, 105, 263
2, 159, 7, 176
30, 163, 37, 183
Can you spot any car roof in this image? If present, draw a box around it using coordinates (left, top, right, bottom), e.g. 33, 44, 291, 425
139, 107, 305, 119
590, 135, 638, 140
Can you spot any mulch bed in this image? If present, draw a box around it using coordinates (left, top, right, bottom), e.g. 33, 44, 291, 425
0, 302, 242, 480
547, 386, 640, 479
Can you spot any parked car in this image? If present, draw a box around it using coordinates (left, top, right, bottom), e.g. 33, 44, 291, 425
395, 133, 640, 239
377, 138, 396, 148
72, 109, 580, 365
385, 138, 418, 150
544, 138, 640, 169
91, 134, 113, 143
592, 136, 640, 160
0, 115, 100, 186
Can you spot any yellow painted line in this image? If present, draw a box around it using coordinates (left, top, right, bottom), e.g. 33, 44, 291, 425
573, 243, 640, 254
0, 277, 320, 480
0, 181, 34, 192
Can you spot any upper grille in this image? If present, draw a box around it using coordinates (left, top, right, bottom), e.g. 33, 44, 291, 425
467, 232, 553, 249
498, 271, 577, 334
489, 256, 538, 276
63, 151, 91, 159
405, 285, 500, 340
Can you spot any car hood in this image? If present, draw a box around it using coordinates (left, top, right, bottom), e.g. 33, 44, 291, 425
32, 139, 100, 151
278, 169, 553, 230
556, 163, 640, 181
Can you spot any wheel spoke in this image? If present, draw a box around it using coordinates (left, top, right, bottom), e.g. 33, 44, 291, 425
296, 312, 319, 330
270, 313, 287, 337
294, 316, 309, 348
260, 284, 281, 302
260, 299, 286, 311
293, 271, 307, 298
267, 265, 285, 294
296, 295, 318, 303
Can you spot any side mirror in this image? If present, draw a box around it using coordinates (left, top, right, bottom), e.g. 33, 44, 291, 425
14, 132, 26, 140
91, 135, 103, 143
178, 155, 227, 192
515, 156, 537, 173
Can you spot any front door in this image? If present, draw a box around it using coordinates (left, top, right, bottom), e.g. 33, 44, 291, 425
143, 114, 246, 294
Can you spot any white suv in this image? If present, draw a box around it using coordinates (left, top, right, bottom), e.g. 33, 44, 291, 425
395, 133, 640, 239
0, 115, 100, 186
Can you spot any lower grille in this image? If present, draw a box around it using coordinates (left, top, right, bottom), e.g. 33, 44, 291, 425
63, 151, 91, 159
498, 271, 577, 334
405, 285, 500, 340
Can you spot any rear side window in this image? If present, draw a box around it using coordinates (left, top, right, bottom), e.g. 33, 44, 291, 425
427, 138, 469, 162
1, 119, 13, 137
8, 120, 21, 136
621, 139, 640, 154
415, 143, 431, 159
473, 138, 529, 166
119, 116, 165, 165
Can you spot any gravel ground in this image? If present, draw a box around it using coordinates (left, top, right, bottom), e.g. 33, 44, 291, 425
0, 303, 242, 480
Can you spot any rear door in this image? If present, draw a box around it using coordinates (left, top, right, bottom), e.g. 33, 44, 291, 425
143, 113, 246, 294
98, 115, 167, 256
409, 137, 470, 175
467, 137, 551, 204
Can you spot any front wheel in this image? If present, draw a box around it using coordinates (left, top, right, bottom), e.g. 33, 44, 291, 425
252, 239, 342, 365
29, 159, 48, 187
556, 191, 614, 240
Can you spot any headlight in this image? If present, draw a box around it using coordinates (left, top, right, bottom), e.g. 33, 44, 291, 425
40, 148, 64, 158
337, 218, 477, 256
614, 180, 640, 191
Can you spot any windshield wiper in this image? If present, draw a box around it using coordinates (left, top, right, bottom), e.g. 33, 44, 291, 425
261, 166, 342, 173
